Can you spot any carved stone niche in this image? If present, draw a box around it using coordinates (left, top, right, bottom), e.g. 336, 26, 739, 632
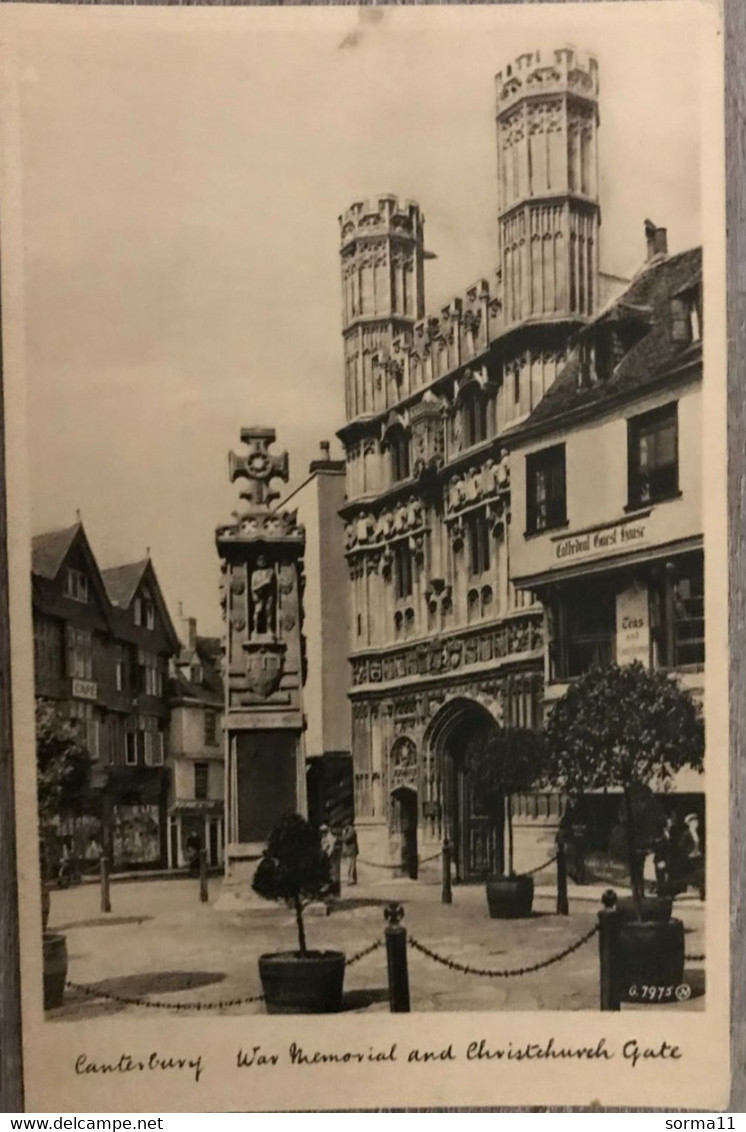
409, 392, 445, 478
389, 736, 418, 791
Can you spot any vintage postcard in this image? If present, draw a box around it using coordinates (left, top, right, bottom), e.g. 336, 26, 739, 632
0, 0, 730, 1111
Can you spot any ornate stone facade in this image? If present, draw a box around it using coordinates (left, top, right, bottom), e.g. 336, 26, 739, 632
336, 49, 602, 882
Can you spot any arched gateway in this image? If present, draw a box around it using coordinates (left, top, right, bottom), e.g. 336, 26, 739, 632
424, 697, 503, 882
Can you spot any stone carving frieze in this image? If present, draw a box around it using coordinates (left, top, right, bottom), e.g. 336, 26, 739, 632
445, 452, 510, 526
345, 495, 426, 556
350, 612, 543, 687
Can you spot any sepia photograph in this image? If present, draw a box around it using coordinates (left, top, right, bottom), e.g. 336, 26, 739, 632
0, 0, 730, 1111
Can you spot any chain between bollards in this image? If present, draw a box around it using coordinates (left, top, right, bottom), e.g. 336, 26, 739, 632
384, 902, 410, 1013
99, 855, 111, 914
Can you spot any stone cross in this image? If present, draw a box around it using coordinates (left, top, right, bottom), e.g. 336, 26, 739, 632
228, 427, 289, 509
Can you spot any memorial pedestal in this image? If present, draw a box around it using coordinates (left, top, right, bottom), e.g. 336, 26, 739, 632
216, 428, 308, 901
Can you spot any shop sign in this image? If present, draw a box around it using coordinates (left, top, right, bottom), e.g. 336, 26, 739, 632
554, 518, 648, 563
616, 581, 650, 667
71, 678, 97, 701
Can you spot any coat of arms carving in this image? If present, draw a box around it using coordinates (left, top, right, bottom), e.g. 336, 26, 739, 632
242, 640, 286, 699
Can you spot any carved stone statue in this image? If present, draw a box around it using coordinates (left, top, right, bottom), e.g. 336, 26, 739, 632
250, 554, 277, 636
497, 448, 510, 488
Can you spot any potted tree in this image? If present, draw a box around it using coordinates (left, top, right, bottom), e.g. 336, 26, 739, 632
543, 661, 704, 994
464, 726, 545, 919
36, 699, 93, 1008
252, 813, 345, 1014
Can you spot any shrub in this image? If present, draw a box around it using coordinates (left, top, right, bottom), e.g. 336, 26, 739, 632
252, 813, 333, 955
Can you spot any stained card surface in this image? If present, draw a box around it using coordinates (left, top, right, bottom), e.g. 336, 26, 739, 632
0, 0, 729, 1111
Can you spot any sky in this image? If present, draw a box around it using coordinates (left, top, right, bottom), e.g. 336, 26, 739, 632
10, 3, 705, 637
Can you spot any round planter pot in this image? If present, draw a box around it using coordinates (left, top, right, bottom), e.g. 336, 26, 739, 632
617, 917, 685, 1002
616, 895, 673, 922
486, 875, 534, 920
258, 950, 345, 1014
43, 931, 68, 1011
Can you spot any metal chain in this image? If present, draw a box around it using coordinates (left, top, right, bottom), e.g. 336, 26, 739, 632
65, 980, 265, 1011
358, 851, 441, 870
684, 953, 705, 962
407, 922, 599, 979
62, 939, 383, 1012
345, 937, 384, 966
522, 854, 558, 876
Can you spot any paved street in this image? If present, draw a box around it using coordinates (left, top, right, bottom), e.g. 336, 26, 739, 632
45, 876, 705, 1019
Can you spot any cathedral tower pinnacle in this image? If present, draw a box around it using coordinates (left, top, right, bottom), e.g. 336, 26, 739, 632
339, 195, 427, 423
495, 47, 600, 327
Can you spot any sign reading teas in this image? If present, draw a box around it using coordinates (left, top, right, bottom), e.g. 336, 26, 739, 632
554, 518, 648, 562
615, 582, 650, 667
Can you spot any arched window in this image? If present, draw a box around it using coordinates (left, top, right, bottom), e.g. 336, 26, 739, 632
388, 427, 411, 484
461, 386, 490, 448
393, 542, 413, 600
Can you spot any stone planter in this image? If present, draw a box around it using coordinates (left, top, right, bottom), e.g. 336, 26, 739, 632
617, 917, 685, 1002
43, 931, 68, 1010
258, 950, 345, 1014
486, 874, 534, 919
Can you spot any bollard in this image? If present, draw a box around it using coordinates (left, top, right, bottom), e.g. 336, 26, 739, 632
100, 855, 111, 915
384, 902, 410, 1013
199, 847, 208, 904
556, 837, 569, 916
598, 888, 621, 1011
441, 838, 452, 905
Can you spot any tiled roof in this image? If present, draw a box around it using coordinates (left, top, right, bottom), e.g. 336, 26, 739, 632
170, 634, 224, 705
100, 560, 149, 609
31, 524, 80, 579
518, 247, 702, 433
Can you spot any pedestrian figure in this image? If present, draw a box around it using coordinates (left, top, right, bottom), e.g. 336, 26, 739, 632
653, 815, 675, 895
329, 826, 343, 897
680, 812, 705, 900
342, 821, 358, 886
319, 824, 340, 908
186, 831, 201, 875
56, 838, 73, 889
559, 798, 588, 884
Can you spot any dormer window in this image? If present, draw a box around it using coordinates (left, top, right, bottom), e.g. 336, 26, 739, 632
64, 568, 88, 603
594, 332, 612, 383
671, 287, 702, 345
191, 663, 204, 685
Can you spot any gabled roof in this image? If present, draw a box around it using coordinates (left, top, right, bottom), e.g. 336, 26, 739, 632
102, 557, 181, 654
31, 521, 115, 629
515, 247, 702, 437
101, 559, 149, 609
31, 524, 81, 580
